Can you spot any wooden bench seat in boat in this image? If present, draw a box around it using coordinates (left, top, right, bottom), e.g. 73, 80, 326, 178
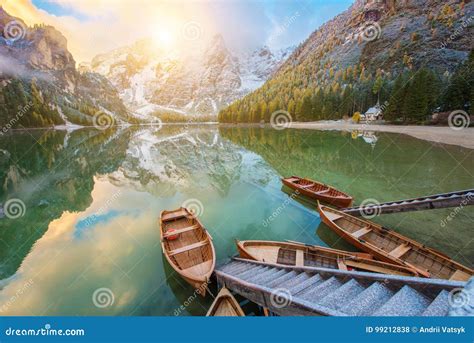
169, 241, 208, 256
301, 183, 316, 189
315, 189, 330, 195
162, 210, 188, 221
450, 269, 471, 281
389, 244, 411, 258
352, 227, 372, 239
163, 224, 200, 239
324, 212, 343, 221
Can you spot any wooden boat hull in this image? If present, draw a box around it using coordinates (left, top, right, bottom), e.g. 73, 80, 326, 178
236, 240, 418, 276
317, 203, 473, 281
282, 176, 353, 208
160, 207, 216, 297
206, 287, 245, 316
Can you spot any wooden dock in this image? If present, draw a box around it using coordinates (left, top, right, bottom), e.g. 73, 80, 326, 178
342, 189, 474, 216
216, 258, 467, 316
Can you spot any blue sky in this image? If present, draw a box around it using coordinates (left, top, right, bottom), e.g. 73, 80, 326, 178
31, 0, 89, 20
21, 0, 354, 60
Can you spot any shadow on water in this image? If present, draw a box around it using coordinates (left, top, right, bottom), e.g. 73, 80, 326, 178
161, 256, 213, 316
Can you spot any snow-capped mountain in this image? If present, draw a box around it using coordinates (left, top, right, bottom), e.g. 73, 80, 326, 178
82, 35, 293, 118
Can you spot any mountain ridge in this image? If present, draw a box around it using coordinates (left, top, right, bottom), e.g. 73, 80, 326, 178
0, 7, 132, 129
83, 34, 293, 118
219, 0, 473, 124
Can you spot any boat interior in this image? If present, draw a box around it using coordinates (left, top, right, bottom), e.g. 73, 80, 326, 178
289, 177, 347, 198
244, 243, 342, 269
161, 209, 213, 277
323, 207, 472, 281
207, 290, 244, 316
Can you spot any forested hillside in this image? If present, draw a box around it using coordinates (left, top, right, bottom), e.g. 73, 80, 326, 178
219, 0, 473, 124
0, 7, 132, 129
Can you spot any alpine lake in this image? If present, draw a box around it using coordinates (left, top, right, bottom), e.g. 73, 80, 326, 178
0, 125, 472, 315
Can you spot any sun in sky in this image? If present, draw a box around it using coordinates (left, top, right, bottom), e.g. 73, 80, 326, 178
153, 28, 175, 48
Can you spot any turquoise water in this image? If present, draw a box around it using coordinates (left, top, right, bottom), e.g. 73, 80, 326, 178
0, 125, 472, 315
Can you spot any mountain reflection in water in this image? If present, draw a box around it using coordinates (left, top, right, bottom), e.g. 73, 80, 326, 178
0, 125, 472, 315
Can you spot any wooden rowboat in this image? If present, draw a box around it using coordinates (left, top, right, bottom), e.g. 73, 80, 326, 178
160, 207, 216, 296
317, 203, 474, 281
206, 287, 245, 317
236, 240, 418, 276
282, 176, 353, 208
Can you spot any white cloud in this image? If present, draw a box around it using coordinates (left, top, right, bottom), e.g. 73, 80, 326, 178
2, 0, 352, 63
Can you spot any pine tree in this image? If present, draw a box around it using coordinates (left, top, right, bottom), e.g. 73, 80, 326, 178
443, 50, 473, 111
385, 74, 406, 121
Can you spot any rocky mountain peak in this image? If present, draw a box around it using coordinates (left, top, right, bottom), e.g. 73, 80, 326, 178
0, 7, 131, 129
88, 34, 293, 117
